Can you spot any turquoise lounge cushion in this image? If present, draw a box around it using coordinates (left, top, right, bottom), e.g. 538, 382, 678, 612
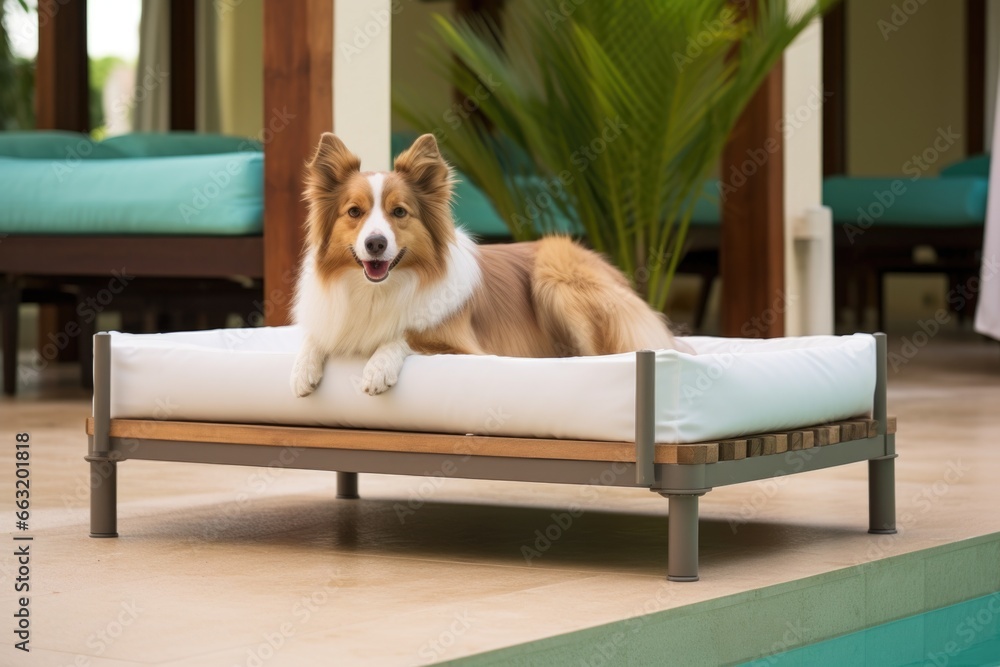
0, 131, 126, 159
940, 154, 990, 179
102, 132, 262, 158
0, 152, 263, 235
823, 176, 987, 226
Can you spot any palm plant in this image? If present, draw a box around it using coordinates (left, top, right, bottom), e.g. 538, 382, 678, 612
396, 0, 834, 310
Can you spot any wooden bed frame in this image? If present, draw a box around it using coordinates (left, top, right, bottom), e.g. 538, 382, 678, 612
84, 333, 897, 582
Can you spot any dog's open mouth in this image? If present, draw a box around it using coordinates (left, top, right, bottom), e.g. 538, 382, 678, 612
353, 249, 406, 283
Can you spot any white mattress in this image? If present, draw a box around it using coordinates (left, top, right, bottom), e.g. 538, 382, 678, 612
106, 327, 876, 444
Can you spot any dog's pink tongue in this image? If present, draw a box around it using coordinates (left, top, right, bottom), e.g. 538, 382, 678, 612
363, 260, 388, 281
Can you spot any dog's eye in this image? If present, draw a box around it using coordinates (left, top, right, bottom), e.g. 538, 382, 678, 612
347, 206, 362, 218
392, 207, 407, 218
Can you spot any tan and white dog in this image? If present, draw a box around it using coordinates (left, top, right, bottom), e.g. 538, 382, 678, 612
291, 133, 691, 397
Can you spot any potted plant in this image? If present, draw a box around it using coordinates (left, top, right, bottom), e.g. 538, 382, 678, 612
397, 0, 833, 310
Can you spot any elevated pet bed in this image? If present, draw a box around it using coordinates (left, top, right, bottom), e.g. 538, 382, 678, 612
85, 330, 897, 582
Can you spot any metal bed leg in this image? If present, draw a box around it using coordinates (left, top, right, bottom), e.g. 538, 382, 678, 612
869, 333, 896, 535
337, 472, 359, 499
88, 456, 118, 537
89, 332, 118, 537
664, 493, 702, 582
868, 457, 897, 534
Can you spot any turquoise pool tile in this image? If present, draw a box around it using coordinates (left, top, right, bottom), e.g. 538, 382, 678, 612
922, 591, 1000, 662
864, 614, 926, 666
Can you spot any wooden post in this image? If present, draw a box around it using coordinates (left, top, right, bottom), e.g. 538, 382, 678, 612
966, 0, 986, 156
720, 62, 786, 338
262, 0, 334, 325
169, 0, 197, 131
35, 0, 89, 132
822, 2, 846, 177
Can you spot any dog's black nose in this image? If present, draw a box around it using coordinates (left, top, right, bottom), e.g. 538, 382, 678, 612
365, 234, 387, 257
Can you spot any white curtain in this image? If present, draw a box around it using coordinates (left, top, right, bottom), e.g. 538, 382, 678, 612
975, 81, 1000, 341
134, 0, 170, 131
133, 0, 221, 133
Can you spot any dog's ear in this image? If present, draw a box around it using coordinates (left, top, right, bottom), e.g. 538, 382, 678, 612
394, 134, 454, 201
307, 133, 361, 189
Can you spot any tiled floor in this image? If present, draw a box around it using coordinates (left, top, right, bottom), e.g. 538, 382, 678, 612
1, 332, 999, 665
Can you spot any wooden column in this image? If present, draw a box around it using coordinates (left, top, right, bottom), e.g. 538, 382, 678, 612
822, 2, 846, 177
262, 0, 334, 325
966, 0, 986, 155
35, 0, 89, 131
720, 63, 785, 338
169, 0, 197, 131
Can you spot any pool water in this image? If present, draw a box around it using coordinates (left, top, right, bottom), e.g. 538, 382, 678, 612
739, 591, 1000, 666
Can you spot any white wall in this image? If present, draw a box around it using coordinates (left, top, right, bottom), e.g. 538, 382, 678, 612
783, 8, 828, 336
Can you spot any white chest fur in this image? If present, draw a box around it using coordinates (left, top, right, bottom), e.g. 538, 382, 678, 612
293, 229, 481, 357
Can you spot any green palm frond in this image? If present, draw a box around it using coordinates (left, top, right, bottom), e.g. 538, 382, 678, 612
396, 0, 836, 310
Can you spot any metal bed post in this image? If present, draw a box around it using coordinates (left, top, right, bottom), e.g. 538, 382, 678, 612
86, 332, 118, 538
336, 472, 359, 499
635, 350, 655, 487
637, 349, 701, 582
868, 332, 897, 534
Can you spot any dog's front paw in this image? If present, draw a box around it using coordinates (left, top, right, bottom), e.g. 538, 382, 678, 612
361, 355, 399, 396
291, 349, 325, 398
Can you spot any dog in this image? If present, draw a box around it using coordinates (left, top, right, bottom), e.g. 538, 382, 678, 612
291, 133, 692, 397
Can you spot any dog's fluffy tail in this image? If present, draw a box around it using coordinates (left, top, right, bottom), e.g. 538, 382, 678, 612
531, 236, 694, 355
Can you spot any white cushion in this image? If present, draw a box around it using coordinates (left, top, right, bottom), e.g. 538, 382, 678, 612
106, 327, 876, 444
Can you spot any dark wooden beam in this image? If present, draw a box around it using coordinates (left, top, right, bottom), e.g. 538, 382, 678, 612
822, 2, 847, 176
966, 0, 986, 155
35, 0, 89, 131
169, 0, 197, 131
720, 63, 786, 338
262, 0, 334, 325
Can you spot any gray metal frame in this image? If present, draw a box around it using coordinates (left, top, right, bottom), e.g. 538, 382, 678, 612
87, 332, 896, 581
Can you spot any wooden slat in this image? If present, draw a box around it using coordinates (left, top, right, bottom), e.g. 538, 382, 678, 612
887, 416, 897, 434
85, 416, 896, 465
85, 418, 717, 465
809, 424, 841, 447
718, 439, 747, 461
